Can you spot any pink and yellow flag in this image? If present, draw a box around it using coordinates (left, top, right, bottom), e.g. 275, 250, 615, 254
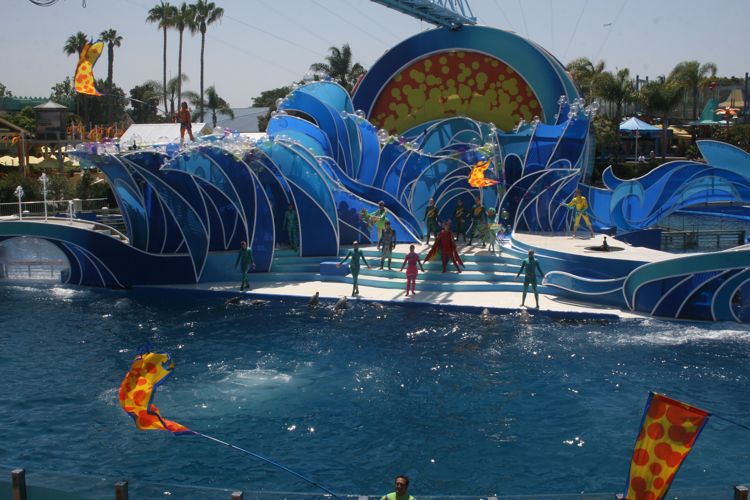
118, 352, 193, 434
74, 41, 104, 96
624, 393, 710, 500
468, 160, 499, 188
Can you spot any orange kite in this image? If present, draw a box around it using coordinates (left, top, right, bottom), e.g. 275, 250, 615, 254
74, 41, 104, 96
468, 160, 499, 188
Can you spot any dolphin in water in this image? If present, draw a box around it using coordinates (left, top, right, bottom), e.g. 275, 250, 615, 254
333, 296, 348, 312
309, 292, 320, 308
480, 308, 495, 325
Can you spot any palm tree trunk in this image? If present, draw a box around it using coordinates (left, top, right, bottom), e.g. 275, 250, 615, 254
661, 116, 669, 160
162, 27, 168, 118
106, 45, 114, 124
177, 29, 183, 111
199, 30, 205, 122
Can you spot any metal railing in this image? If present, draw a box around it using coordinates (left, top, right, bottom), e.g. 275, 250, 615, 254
0, 261, 67, 280
0, 198, 111, 218
3, 468, 749, 500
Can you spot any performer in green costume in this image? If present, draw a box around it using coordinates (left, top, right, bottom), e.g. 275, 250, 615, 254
516, 249, 544, 308
424, 198, 439, 244
368, 201, 388, 242
282, 203, 299, 251
468, 195, 486, 245
453, 198, 467, 242
235, 240, 256, 290
337, 241, 371, 296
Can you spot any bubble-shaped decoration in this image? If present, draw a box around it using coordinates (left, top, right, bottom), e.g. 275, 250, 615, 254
377, 128, 389, 144
302, 71, 314, 83
340, 110, 349, 119
355, 109, 366, 119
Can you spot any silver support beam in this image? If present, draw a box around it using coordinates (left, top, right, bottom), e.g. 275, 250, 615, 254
370, 0, 476, 29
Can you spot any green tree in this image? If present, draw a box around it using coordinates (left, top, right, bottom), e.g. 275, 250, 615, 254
148, 74, 198, 117
203, 86, 233, 127
147, 1, 177, 117
639, 78, 683, 160
251, 86, 292, 132
189, 0, 224, 121
566, 57, 606, 100
668, 60, 718, 121
0, 83, 12, 97
309, 44, 365, 93
50, 77, 75, 105
63, 31, 88, 57
7, 106, 36, 132
596, 68, 636, 126
174, 2, 194, 108
99, 29, 123, 124
128, 82, 162, 123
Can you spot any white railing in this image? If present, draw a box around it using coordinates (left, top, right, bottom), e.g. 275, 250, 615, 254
0, 198, 111, 218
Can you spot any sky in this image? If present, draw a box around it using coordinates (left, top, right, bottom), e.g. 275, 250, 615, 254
3, 0, 748, 108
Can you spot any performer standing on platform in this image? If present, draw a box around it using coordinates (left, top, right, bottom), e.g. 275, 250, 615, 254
453, 198, 467, 243
368, 201, 388, 242
177, 101, 195, 143
282, 203, 299, 251
424, 198, 439, 244
400, 244, 425, 296
468, 195, 485, 245
235, 240, 256, 290
516, 249, 544, 308
337, 241, 371, 296
425, 221, 464, 273
565, 188, 594, 238
377, 221, 397, 270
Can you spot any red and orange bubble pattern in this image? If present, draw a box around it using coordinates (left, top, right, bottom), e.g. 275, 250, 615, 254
626, 394, 709, 500
369, 50, 542, 134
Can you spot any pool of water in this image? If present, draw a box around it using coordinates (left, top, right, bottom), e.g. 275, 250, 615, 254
1, 284, 749, 498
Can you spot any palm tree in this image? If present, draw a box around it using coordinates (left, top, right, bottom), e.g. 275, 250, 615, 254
597, 68, 636, 126
189, 0, 224, 121
174, 2, 193, 108
99, 29, 123, 123
204, 86, 233, 127
566, 57, 607, 100
63, 31, 90, 123
668, 60, 718, 121
63, 31, 88, 57
309, 44, 365, 93
639, 78, 683, 160
146, 1, 177, 117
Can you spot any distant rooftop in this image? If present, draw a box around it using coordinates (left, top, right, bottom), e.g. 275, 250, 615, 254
215, 107, 268, 133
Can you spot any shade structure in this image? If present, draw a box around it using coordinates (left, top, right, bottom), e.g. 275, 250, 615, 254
619, 117, 661, 135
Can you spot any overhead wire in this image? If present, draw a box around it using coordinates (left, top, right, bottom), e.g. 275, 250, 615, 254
310, 0, 392, 49
223, 14, 326, 58
334, 0, 403, 43
255, 0, 337, 47
593, 0, 628, 63
517, 0, 530, 39
561, 0, 589, 62
490, 0, 516, 33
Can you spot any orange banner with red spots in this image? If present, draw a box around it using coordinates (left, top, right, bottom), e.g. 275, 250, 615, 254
468, 160, 498, 188
118, 352, 193, 434
624, 393, 710, 500
74, 41, 104, 96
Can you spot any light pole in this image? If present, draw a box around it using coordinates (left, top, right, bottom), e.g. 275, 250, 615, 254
39, 173, 49, 222
14, 185, 24, 220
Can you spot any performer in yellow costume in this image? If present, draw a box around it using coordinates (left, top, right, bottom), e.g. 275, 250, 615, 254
566, 188, 594, 238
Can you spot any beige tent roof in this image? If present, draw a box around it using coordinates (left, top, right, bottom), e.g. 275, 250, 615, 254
718, 89, 745, 109
119, 123, 211, 146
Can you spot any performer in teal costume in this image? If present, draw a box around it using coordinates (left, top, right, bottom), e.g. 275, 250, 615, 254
516, 249, 544, 308
453, 198, 467, 242
235, 240, 256, 290
337, 241, 371, 296
282, 203, 299, 251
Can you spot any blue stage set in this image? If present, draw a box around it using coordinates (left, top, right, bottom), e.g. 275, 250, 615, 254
2, 26, 750, 323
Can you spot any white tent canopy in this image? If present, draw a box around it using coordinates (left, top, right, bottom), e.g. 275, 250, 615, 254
119, 123, 210, 146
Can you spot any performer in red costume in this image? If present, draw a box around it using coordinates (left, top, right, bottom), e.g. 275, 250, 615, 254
425, 221, 464, 273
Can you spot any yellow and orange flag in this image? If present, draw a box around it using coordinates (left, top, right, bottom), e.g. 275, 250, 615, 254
74, 41, 104, 96
468, 160, 499, 188
118, 352, 193, 434
624, 393, 710, 500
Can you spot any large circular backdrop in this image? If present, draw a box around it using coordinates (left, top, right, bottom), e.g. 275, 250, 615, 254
353, 26, 579, 134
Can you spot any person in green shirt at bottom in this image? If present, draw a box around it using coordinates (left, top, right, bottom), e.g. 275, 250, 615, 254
337, 241, 371, 296
235, 240, 256, 290
382, 475, 414, 500
516, 249, 544, 308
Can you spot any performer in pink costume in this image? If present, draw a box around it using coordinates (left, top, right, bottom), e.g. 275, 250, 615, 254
400, 244, 426, 296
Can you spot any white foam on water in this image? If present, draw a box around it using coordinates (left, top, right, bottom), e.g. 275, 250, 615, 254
50, 286, 84, 300
609, 321, 750, 346
222, 368, 293, 389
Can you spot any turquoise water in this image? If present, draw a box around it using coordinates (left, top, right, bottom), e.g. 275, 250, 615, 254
1, 284, 749, 498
